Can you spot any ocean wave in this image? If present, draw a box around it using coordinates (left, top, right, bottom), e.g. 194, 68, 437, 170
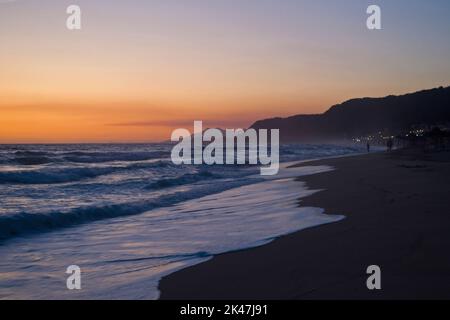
145, 170, 218, 190
0, 167, 115, 184
13, 156, 54, 165
1, 151, 52, 165
13, 151, 48, 157
0, 202, 148, 241
0, 150, 169, 165
62, 151, 167, 163
0, 179, 250, 242
0, 160, 174, 184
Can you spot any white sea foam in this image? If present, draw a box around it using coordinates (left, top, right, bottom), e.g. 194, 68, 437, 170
0, 144, 363, 239
0, 164, 343, 300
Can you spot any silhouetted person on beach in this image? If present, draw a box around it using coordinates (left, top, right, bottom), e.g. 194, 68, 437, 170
367, 142, 370, 153
387, 138, 393, 152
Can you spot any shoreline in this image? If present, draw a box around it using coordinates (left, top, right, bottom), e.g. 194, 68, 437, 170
159, 149, 450, 299
0, 152, 346, 300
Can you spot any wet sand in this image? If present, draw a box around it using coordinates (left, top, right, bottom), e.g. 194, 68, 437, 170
159, 149, 450, 299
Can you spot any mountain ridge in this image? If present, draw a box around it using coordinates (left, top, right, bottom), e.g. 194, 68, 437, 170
251, 86, 450, 142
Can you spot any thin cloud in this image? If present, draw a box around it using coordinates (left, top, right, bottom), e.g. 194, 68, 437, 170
107, 119, 251, 128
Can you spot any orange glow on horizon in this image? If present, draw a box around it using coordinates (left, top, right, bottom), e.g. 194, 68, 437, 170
0, 97, 326, 143
2, 1, 449, 143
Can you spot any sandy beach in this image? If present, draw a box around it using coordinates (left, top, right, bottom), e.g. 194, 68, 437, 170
159, 149, 450, 299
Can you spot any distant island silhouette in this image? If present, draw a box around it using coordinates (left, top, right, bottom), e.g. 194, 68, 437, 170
251, 86, 450, 143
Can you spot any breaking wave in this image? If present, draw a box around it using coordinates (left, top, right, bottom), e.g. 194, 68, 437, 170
0, 160, 174, 184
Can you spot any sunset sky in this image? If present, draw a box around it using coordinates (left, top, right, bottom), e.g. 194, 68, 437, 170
1, 0, 450, 143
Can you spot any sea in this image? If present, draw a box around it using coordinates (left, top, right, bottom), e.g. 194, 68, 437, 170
0, 143, 364, 299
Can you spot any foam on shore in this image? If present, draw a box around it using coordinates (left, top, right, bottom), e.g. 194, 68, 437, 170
0, 164, 344, 299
